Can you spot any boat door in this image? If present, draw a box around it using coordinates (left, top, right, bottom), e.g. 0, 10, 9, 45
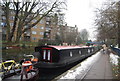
42, 48, 52, 62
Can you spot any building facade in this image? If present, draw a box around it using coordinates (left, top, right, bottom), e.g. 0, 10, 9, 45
1, 6, 78, 43
1, 7, 59, 42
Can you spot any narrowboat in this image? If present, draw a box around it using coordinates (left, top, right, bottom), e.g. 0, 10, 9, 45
34, 45, 98, 68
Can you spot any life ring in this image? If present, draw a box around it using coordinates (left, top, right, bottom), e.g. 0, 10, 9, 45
31, 58, 38, 63
22, 61, 32, 72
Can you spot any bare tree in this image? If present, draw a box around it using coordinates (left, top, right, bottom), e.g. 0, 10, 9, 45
2, 0, 66, 43
80, 29, 89, 42
95, 1, 120, 47
65, 30, 78, 45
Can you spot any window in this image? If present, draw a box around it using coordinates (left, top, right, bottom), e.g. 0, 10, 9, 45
25, 25, 29, 28
10, 23, 13, 26
43, 50, 46, 60
57, 32, 60, 35
24, 31, 30, 36
58, 28, 60, 31
46, 17, 50, 21
2, 16, 6, 20
40, 20, 44, 24
79, 51, 81, 55
46, 21, 50, 24
32, 37, 36, 40
33, 26, 37, 28
46, 27, 51, 31
92, 49, 94, 52
70, 52, 73, 57
45, 33, 49, 35
2, 29, 6, 34
40, 26, 44, 29
32, 19, 37, 23
42, 49, 51, 61
20, 37, 22, 41
40, 32, 44, 35
1, 22, 6, 27
88, 49, 91, 53
53, 22, 56, 25
32, 31, 37, 34
10, 16, 14, 20
11, 11, 15, 14
48, 50, 50, 60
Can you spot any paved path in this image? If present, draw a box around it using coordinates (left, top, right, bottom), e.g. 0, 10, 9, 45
84, 53, 113, 79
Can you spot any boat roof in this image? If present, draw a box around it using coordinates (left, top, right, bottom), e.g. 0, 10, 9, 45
41, 45, 90, 50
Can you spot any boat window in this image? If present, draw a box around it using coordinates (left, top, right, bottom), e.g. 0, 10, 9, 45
70, 52, 72, 57
88, 49, 90, 53
43, 50, 46, 60
48, 50, 50, 60
92, 49, 94, 52
79, 51, 81, 54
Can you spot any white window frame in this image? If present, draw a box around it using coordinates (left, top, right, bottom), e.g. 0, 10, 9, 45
40, 32, 44, 35
32, 31, 37, 34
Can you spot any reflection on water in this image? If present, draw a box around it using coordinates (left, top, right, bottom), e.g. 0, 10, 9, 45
2, 49, 34, 63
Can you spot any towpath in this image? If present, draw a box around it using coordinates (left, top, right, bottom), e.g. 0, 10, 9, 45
83, 53, 113, 80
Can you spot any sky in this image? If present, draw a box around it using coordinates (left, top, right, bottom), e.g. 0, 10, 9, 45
65, 0, 107, 40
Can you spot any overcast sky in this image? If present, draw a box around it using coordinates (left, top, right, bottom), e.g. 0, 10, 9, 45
65, 0, 107, 40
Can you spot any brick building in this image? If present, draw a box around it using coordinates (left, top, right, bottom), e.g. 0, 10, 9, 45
1, 8, 59, 42
1, 6, 78, 43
